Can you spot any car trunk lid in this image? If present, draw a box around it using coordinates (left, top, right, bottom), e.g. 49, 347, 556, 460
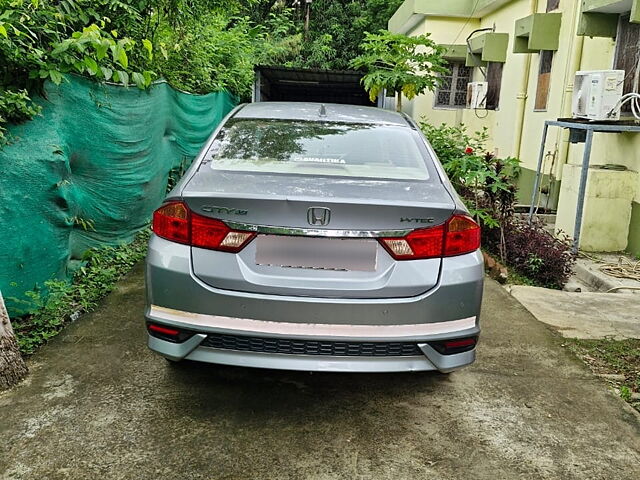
183, 170, 455, 298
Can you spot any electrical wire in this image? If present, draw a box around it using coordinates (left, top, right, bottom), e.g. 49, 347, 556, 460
533, 151, 556, 216
608, 92, 640, 119
449, 0, 482, 47
466, 27, 495, 80
600, 257, 640, 282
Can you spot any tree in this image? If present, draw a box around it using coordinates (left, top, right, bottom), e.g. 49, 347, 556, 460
0, 292, 28, 390
351, 30, 449, 111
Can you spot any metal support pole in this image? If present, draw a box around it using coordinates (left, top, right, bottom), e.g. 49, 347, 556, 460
572, 128, 594, 254
528, 122, 549, 222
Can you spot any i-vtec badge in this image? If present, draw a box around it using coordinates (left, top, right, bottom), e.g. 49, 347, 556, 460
400, 217, 435, 224
201, 205, 248, 216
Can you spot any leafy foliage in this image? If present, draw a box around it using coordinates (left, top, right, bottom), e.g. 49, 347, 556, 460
0, 88, 41, 143
0, 0, 156, 142
288, 0, 404, 70
10, 229, 150, 354
0, 0, 414, 139
420, 122, 518, 228
155, 12, 294, 98
421, 120, 575, 289
351, 30, 448, 109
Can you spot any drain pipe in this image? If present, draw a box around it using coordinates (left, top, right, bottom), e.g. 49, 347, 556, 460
555, 1, 585, 179
513, 0, 539, 159
512, 57, 532, 159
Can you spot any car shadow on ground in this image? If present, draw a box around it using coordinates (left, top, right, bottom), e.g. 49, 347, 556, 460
156, 359, 452, 421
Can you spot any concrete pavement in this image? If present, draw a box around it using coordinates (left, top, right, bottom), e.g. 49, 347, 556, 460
1, 264, 639, 480
509, 285, 640, 339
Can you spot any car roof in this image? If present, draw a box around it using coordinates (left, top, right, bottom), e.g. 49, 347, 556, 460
233, 102, 410, 126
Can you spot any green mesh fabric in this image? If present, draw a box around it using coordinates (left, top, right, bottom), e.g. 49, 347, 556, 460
0, 76, 237, 314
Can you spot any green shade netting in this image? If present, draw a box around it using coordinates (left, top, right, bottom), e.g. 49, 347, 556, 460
0, 76, 237, 315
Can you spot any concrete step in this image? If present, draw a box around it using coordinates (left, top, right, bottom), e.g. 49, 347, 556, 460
515, 212, 556, 222
573, 254, 640, 294
563, 277, 594, 293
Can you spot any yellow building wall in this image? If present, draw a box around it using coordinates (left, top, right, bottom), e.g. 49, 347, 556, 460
395, 0, 640, 253
555, 33, 640, 250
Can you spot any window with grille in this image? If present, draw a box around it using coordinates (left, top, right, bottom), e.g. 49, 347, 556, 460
614, 14, 640, 112
435, 61, 472, 108
486, 62, 503, 110
535, 50, 554, 110
546, 0, 560, 12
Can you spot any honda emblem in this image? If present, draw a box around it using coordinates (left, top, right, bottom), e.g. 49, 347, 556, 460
307, 207, 331, 226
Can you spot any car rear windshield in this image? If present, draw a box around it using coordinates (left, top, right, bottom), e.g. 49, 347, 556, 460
206, 119, 432, 181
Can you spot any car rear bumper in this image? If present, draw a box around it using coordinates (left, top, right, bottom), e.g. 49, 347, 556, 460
145, 235, 483, 372
145, 235, 484, 326
145, 306, 479, 372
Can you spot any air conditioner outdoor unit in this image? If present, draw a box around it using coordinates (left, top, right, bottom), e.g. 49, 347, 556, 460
466, 81, 488, 109
572, 70, 624, 121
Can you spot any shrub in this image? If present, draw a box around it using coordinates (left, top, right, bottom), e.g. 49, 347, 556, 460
420, 120, 575, 288
419, 122, 488, 166
419, 120, 519, 228
484, 219, 575, 289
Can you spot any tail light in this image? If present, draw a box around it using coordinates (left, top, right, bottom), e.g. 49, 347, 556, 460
152, 202, 189, 245
152, 201, 255, 252
444, 215, 481, 257
380, 214, 480, 260
191, 213, 255, 252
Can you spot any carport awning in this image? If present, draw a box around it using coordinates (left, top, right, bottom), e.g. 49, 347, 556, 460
254, 66, 374, 106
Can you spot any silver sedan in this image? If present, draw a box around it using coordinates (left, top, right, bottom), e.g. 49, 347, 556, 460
145, 102, 483, 373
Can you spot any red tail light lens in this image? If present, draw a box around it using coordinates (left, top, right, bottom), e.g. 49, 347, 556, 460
191, 212, 255, 252
444, 215, 480, 257
152, 202, 189, 244
380, 214, 480, 260
152, 202, 255, 253
380, 225, 445, 259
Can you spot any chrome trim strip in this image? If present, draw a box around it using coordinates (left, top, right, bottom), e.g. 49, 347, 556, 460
148, 305, 476, 338
222, 221, 413, 238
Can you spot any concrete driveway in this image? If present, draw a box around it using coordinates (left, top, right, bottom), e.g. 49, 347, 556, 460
2, 264, 639, 480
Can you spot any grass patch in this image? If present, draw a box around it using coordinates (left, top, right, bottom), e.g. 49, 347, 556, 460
566, 338, 640, 412
11, 229, 150, 355
506, 269, 537, 287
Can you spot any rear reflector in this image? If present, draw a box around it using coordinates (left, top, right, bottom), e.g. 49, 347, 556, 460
444, 338, 476, 348
147, 323, 194, 343
152, 202, 256, 253
148, 323, 180, 336
429, 337, 477, 355
379, 214, 480, 260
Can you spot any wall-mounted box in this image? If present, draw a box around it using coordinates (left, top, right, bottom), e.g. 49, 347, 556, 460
514, 13, 562, 53
440, 44, 467, 61
577, 0, 640, 38
465, 32, 509, 67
